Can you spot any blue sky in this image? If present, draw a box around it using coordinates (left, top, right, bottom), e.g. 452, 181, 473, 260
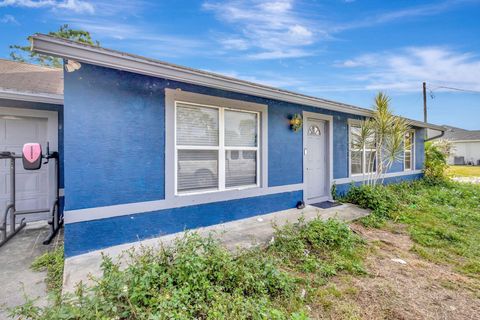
1, 0, 479, 129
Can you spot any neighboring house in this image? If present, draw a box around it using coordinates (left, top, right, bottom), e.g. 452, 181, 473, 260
442, 125, 480, 165
0, 59, 63, 222
29, 34, 444, 257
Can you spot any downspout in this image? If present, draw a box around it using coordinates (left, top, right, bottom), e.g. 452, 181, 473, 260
425, 130, 445, 142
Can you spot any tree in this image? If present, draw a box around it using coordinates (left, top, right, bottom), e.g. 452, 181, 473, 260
353, 93, 410, 185
9, 24, 99, 68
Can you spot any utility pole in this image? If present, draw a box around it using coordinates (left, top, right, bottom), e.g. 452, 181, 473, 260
423, 81, 427, 123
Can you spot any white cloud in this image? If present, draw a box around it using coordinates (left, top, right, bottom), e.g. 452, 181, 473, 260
203, 69, 306, 89
202, 0, 475, 60
203, 0, 319, 59
64, 19, 204, 58
337, 47, 480, 92
336, 55, 378, 68
247, 49, 312, 60
0, 0, 54, 8
220, 38, 249, 50
56, 0, 93, 14
0, 0, 94, 14
258, 1, 292, 13
333, 0, 474, 32
0, 14, 18, 24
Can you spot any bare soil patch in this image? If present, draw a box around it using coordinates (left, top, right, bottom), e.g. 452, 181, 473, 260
311, 223, 480, 320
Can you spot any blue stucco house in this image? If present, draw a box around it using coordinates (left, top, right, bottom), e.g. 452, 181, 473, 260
30, 34, 444, 257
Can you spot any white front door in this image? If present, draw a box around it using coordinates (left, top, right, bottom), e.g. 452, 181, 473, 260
305, 118, 328, 202
0, 114, 50, 222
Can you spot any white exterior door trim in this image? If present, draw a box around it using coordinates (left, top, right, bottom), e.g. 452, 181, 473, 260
302, 111, 333, 204
0, 107, 58, 211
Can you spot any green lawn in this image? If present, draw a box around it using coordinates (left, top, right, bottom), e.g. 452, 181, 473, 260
349, 180, 480, 277
447, 165, 480, 177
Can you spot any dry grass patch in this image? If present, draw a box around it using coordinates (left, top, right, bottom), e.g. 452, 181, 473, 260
313, 223, 480, 320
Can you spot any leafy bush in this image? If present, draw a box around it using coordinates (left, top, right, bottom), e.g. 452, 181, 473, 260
269, 218, 365, 276
11, 234, 304, 320
344, 184, 400, 227
11, 219, 369, 319
31, 245, 64, 292
424, 141, 449, 183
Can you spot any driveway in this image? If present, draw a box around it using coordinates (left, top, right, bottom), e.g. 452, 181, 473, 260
0, 222, 63, 319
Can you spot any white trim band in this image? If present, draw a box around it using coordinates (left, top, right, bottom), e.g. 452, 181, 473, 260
0, 88, 63, 105
333, 170, 423, 185
64, 183, 304, 224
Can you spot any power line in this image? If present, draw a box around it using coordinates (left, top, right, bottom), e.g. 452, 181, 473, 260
422, 82, 480, 124
428, 85, 480, 94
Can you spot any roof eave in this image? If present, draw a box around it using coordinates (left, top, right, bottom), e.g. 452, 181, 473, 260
30, 34, 443, 131
0, 88, 63, 105
447, 139, 480, 143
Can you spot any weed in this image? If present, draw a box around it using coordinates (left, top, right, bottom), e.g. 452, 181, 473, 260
11, 218, 367, 319
269, 218, 366, 277
11, 233, 306, 319
31, 246, 64, 293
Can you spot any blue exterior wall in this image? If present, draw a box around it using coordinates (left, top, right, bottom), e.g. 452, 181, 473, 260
63, 63, 426, 256
64, 63, 366, 213
64, 67, 165, 209
66, 190, 301, 256
387, 127, 425, 173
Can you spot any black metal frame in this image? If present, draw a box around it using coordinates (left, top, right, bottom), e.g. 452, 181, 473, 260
0, 148, 62, 247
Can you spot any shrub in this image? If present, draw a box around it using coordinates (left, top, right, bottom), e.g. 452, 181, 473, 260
11, 233, 303, 319
269, 218, 365, 276
11, 219, 370, 319
344, 184, 400, 227
424, 140, 450, 183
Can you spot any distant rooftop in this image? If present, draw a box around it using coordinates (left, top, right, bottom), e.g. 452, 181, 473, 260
0, 59, 63, 96
442, 125, 480, 141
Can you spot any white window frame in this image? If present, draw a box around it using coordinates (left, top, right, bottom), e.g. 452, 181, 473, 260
348, 121, 377, 177
174, 100, 261, 196
404, 130, 415, 171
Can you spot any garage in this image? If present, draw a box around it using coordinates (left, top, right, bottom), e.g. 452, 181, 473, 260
0, 59, 63, 229
0, 108, 59, 222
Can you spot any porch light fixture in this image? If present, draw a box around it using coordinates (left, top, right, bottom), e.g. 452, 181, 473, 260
289, 113, 303, 132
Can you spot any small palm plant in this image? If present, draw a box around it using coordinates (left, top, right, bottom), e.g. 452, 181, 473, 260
354, 93, 410, 185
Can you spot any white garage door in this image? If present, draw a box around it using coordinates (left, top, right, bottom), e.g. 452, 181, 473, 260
0, 115, 50, 222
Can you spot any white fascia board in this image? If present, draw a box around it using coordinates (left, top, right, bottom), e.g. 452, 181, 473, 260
31, 34, 443, 131
0, 88, 63, 105
450, 139, 480, 143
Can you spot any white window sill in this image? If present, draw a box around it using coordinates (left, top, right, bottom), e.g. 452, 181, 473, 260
350, 172, 377, 177
335, 169, 422, 185
176, 184, 260, 197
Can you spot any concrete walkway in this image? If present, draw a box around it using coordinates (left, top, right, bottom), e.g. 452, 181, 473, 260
64, 203, 370, 292
0, 221, 63, 319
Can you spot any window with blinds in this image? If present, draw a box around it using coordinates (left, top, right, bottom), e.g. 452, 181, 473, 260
404, 131, 414, 171
176, 102, 259, 194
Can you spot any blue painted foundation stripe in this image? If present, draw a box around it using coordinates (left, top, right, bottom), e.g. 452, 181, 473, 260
65, 190, 303, 257
335, 173, 423, 196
